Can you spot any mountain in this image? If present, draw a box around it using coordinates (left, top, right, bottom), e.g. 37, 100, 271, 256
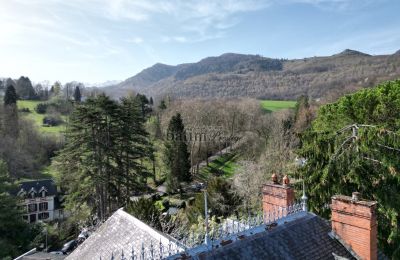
333, 49, 371, 57
85, 80, 122, 88
104, 50, 400, 100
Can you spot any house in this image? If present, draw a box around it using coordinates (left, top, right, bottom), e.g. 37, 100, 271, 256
14, 179, 65, 223
68, 175, 387, 260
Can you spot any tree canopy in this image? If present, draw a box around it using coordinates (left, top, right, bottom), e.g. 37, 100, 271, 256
4, 85, 17, 106
164, 113, 191, 191
55, 94, 151, 221
298, 80, 400, 256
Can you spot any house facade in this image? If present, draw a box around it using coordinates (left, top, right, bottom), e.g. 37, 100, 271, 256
15, 179, 65, 223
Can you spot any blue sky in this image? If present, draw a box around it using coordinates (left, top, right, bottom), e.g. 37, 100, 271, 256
0, 0, 399, 83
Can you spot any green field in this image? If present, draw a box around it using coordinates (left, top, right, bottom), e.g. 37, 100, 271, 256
17, 100, 66, 134
199, 153, 238, 180
260, 100, 297, 112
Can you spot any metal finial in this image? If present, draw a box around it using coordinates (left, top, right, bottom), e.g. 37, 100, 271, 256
301, 180, 308, 211
141, 242, 145, 260
131, 244, 135, 260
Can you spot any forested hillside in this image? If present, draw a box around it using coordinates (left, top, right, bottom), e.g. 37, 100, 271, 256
105, 50, 400, 101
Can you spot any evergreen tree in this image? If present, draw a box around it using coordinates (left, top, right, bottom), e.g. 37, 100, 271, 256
73, 86, 81, 102
4, 85, 17, 106
164, 113, 191, 192
3, 85, 19, 137
0, 160, 36, 258
159, 99, 167, 110
55, 94, 151, 221
16, 76, 36, 100
298, 80, 400, 256
149, 97, 154, 106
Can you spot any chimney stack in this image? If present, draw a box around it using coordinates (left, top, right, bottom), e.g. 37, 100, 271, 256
331, 192, 378, 260
262, 174, 295, 216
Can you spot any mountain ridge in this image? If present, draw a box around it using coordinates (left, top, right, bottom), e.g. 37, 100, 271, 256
104, 49, 400, 100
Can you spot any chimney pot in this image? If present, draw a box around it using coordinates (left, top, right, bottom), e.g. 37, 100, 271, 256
271, 173, 278, 184
283, 175, 290, 186
352, 192, 360, 202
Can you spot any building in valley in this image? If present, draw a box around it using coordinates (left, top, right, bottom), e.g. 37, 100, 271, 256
14, 179, 65, 223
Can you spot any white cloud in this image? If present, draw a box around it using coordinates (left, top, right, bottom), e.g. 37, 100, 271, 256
126, 37, 144, 44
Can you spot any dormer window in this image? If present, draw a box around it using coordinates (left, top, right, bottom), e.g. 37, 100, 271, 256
17, 188, 26, 198
39, 186, 48, 198
29, 188, 37, 198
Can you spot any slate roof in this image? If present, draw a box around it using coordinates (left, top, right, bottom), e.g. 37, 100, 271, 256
66, 209, 183, 260
195, 213, 355, 260
20, 251, 66, 260
13, 179, 58, 197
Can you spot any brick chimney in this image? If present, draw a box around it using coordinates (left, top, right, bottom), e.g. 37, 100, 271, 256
331, 192, 378, 260
262, 174, 295, 215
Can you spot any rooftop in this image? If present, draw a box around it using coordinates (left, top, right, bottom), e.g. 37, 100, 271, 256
66, 209, 184, 260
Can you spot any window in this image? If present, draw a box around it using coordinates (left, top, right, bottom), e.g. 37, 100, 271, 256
39, 202, 48, 211
41, 190, 46, 197
38, 212, 49, 220
28, 203, 37, 213
29, 214, 36, 223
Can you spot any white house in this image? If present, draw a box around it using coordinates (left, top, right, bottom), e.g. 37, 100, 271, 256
15, 179, 65, 223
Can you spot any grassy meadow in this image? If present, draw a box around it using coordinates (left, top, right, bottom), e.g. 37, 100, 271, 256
17, 100, 66, 134
260, 100, 297, 112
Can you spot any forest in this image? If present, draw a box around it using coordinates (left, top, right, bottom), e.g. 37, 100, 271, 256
0, 76, 399, 258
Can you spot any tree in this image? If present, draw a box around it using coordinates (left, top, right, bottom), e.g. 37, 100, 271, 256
149, 97, 154, 106
0, 160, 37, 258
55, 94, 151, 221
3, 85, 19, 138
298, 80, 400, 256
16, 76, 36, 100
73, 86, 81, 102
126, 198, 161, 230
164, 113, 191, 192
159, 99, 167, 110
4, 85, 17, 106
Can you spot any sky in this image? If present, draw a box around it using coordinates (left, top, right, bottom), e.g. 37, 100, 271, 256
0, 0, 400, 83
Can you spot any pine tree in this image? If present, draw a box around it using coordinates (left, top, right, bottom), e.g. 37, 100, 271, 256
3, 85, 19, 137
55, 94, 151, 220
298, 80, 400, 256
0, 160, 35, 258
149, 97, 154, 106
73, 86, 81, 102
4, 85, 17, 106
164, 113, 191, 192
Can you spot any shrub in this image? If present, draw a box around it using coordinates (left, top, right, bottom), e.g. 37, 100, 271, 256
35, 103, 48, 114
43, 115, 63, 126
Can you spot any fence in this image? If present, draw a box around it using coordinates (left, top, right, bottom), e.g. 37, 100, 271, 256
101, 201, 305, 260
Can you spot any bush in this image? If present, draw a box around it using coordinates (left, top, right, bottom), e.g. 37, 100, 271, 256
43, 115, 63, 126
19, 108, 30, 113
35, 103, 48, 114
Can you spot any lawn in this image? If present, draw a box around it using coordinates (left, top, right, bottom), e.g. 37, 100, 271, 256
260, 100, 297, 112
199, 153, 238, 180
17, 100, 66, 134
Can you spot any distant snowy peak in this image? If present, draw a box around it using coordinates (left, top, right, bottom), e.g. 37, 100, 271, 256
85, 80, 122, 88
